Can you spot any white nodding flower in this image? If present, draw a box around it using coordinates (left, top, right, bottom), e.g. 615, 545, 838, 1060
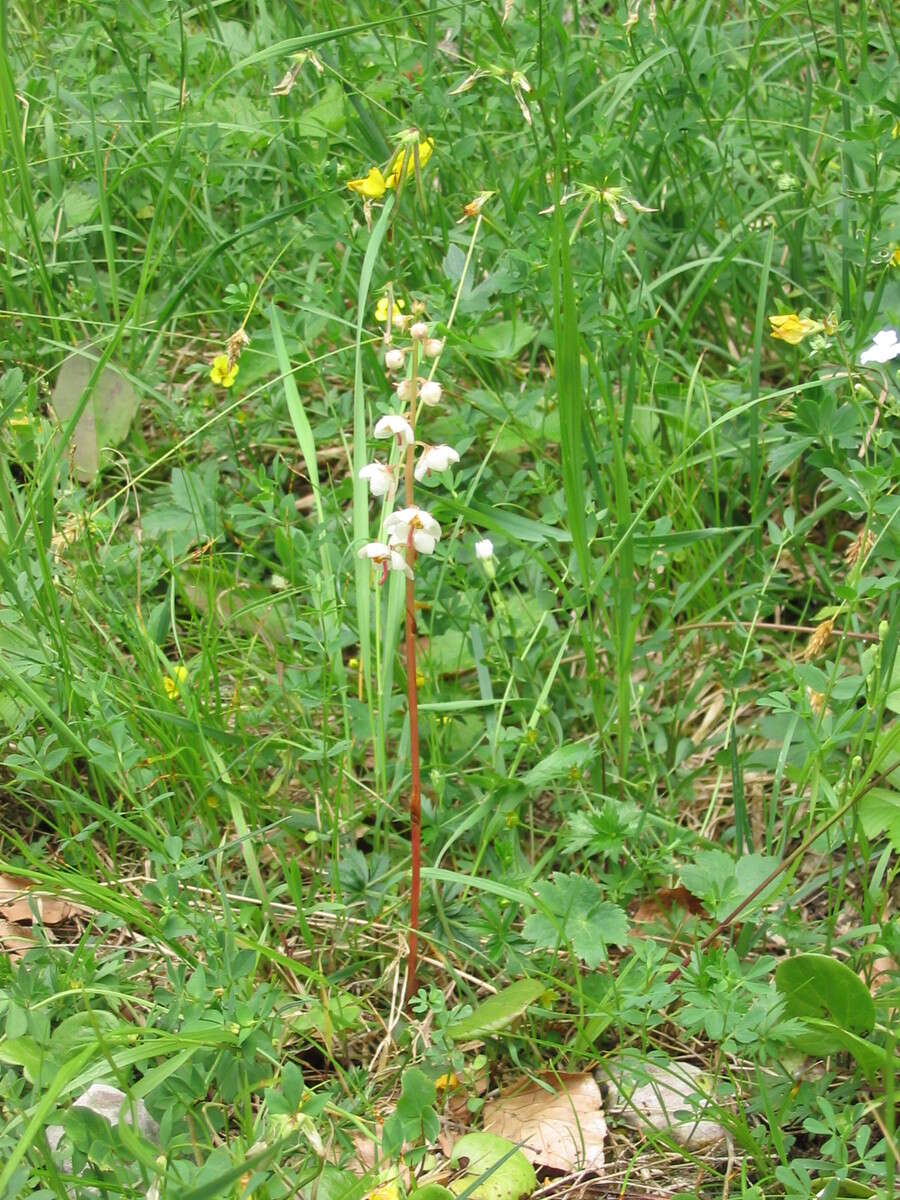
424, 338, 444, 359
419, 380, 442, 406
385, 506, 442, 555
475, 538, 494, 561
414, 444, 460, 482
396, 377, 418, 403
374, 413, 414, 446
384, 348, 406, 372
359, 461, 395, 498
410, 321, 429, 341
860, 328, 900, 366
358, 541, 413, 582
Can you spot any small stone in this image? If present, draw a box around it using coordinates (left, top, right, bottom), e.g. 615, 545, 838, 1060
46, 1082, 159, 1152
603, 1057, 727, 1149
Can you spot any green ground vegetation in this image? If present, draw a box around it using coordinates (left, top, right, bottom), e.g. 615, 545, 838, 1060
1, 1, 899, 1197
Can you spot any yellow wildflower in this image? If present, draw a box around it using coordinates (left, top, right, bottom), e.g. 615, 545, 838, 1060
347, 166, 387, 199
434, 1072, 460, 1091
163, 664, 188, 699
768, 313, 823, 345
891, 247, 900, 267
210, 354, 239, 387
365, 1183, 399, 1200
375, 295, 405, 323
385, 135, 434, 188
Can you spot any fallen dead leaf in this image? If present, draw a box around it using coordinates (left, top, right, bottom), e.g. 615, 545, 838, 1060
0, 918, 34, 962
483, 1072, 606, 1173
0, 874, 78, 925
631, 886, 706, 926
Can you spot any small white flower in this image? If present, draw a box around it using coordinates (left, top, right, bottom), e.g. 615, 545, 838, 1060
410, 321, 429, 341
414, 444, 460, 482
385, 348, 406, 372
419, 380, 442, 406
359, 461, 395, 498
384, 506, 442, 555
860, 328, 900, 366
475, 538, 494, 561
358, 541, 413, 582
396, 377, 418, 403
424, 337, 444, 359
374, 414, 414, 446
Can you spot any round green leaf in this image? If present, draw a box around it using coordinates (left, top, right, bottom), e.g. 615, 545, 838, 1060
449, 1133, 536, 1200
775, 953, 875, 1056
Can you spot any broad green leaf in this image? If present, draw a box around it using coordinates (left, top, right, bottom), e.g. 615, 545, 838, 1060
447, 979, 544, 1042
859, 787, 900, 850
680, 850, 780, 920
803, 1021, 890, 1085
296, 83, 346, 138
466, 321, 536, 360
381, 1067, 438, 1157
522, 742, 594, 791
51, 349, 138, 481
775, 953, 875, 1057
0, 1037, 48, 1083
523, 874, 629, 968
450, 1133, 536, 1200
415, 1187, 455, 1200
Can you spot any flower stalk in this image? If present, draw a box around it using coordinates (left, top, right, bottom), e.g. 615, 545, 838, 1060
403, 337, 422, 1002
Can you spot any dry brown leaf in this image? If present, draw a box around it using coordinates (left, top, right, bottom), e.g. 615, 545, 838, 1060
0, 874, 78, 926
0, 917, 35, 962
631, 886, 706, 926
483, 1072, 606, 1173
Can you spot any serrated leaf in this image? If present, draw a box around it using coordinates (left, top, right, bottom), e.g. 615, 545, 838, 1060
522, 874, 629, 968
680, 849, 780, 920
447, 979, 544, 1042
51, 350, 138, 482
522, 742, 593, 790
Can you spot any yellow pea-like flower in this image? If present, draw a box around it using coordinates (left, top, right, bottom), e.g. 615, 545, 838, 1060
375, 295, 405, 323
768, 313, 822, 345
385, 137, 434, 188
210, 354, 239, 387
163, 664, 189, 699
346, 166, 387, 198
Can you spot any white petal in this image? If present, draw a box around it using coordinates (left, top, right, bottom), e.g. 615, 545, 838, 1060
413, 531, 436, 554
475, 538, 494, 560
358, 541, 390, 560
420, 380, 442, 406
389, 550, 414, 579
860, 328, 900, 365
373, 414, 414, 445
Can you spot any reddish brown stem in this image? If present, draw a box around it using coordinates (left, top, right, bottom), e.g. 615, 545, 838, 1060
404, 343, 421, 1005
404, 565, 421, 1003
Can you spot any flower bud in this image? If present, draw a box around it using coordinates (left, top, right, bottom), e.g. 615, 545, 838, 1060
385, 348, 405, 371
420, 380, 442, 406
396, 377, 418, 402
424, 337, 444, 358
410, 321, 429, 341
